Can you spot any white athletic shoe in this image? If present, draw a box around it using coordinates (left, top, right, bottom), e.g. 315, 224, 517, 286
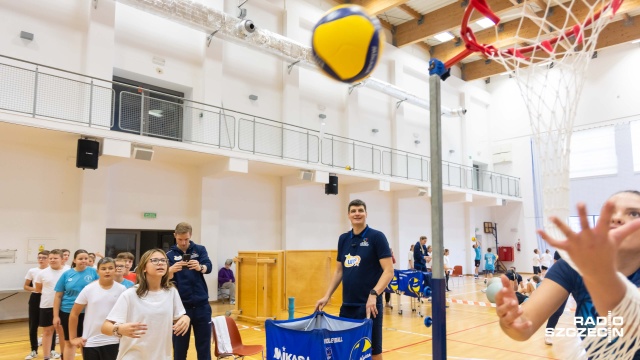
230, 300, 236, 305
25, 350, 38, 359
50, 350, 61, 359
480, 289, 487, 293
37, 336, 42, 346
544, 336, 553, 345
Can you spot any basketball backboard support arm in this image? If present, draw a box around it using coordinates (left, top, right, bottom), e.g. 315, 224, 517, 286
483, 222, 507, 272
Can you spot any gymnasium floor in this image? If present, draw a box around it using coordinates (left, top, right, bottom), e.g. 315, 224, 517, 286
0, 275, 573, 360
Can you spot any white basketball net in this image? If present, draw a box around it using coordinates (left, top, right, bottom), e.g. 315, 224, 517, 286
472, 2, 637, 358
486, 0, 619, 243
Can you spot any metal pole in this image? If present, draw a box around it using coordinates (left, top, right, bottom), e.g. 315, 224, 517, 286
429, 74, 446, 360
32, 66, 39, 117
139, 92, 144, 135
88, 80, 94, 127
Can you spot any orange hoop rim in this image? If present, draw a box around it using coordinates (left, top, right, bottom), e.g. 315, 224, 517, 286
443, 0, 622, 69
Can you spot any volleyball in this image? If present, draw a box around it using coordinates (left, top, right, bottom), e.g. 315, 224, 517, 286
311, 5, 384, 83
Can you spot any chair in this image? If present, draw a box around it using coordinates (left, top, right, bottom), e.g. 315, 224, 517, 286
212, 316, 264, 359
451, 265, 463, 286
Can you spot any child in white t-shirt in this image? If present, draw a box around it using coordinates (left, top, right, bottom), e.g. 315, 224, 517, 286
532, 249, 542, 275
102, 249, 190, 360
69, 257, 126, 359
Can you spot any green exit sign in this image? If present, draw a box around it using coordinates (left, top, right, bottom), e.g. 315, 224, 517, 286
143, 212, 157, 219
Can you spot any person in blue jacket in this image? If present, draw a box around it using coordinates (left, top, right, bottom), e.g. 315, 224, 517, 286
168, 222, 213, 360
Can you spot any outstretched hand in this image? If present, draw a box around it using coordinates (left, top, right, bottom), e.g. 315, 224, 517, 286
538, 201, 640, 279
495, 275, 532, 333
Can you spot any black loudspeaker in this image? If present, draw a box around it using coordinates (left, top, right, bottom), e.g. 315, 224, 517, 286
325, 174, 338, 195
76, 139, 99, 170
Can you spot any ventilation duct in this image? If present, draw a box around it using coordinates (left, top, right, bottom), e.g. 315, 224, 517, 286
117, 0, 465, 117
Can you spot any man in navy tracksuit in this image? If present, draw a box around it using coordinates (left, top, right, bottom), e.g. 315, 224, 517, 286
168, 222, 213, 360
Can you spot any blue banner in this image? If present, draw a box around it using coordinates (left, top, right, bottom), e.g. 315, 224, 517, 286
266, 312, 372, 360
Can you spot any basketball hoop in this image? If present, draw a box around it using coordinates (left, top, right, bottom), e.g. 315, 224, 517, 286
428, 1, 639, 358
429, 0, 621, 256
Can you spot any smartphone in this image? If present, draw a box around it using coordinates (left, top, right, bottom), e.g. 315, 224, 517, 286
182, 254, 191, 270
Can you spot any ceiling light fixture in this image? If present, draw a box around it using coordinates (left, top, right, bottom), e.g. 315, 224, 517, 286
475, 17, 496, 29
434, 31, 455, 43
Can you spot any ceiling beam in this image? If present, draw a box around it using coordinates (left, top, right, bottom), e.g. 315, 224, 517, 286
431, 0, 640, 66
349, 0, 409, 15
395, 0, 516, 47
378, 17, 394, 32
399, 4, 423, 20
462, 16, 640, 81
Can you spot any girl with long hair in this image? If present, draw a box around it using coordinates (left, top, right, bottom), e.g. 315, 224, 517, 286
102, 249, 190, 359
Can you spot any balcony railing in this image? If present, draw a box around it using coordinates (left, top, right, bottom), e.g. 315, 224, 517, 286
0, 55, 520, 197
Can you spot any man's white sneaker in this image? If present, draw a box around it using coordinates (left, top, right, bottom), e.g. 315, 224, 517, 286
544, 336, 553, 345
25, 350, 38, 359
50, 350, 61, 359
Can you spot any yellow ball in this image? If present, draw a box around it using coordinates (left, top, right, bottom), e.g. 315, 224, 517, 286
312, 5, 384, 83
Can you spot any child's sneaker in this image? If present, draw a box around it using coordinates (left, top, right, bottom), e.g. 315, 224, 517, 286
50, 350, 61, 359
25, 350, 37, 360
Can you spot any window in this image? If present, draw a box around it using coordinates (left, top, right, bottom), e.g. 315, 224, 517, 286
569, 126, 617, 178
112, 76, 184, 141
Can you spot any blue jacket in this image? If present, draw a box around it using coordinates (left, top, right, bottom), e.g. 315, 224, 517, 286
167, 241, 212, 307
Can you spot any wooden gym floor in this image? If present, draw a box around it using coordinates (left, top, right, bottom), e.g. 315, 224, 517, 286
0, 276, 574, 359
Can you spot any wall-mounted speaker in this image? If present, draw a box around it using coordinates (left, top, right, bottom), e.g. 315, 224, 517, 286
76, 139, 99, 170
325, 174, 338, 195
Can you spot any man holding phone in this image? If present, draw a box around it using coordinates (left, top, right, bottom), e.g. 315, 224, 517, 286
168, 222, 213, 360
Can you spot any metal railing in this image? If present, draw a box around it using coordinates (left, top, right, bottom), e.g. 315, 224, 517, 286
0, 54, 520, 197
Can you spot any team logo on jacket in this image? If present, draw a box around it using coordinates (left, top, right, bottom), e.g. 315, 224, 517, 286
344, 255, 361, 267
349, 337, 372, 360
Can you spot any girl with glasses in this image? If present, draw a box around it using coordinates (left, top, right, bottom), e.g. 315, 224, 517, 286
102, 249, 190, 359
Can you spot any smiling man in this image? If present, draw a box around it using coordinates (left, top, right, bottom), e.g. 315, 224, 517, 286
315, 199, 394, 360
167, 222, 213, 360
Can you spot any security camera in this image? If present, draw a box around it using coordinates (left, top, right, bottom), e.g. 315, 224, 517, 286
238, 20, 255, 35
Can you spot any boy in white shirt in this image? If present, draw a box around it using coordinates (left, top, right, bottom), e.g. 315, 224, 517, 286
35, 249, 66, 360
69, 257, 126, 359
24, 250, 58, 360
532, 249, 541, 275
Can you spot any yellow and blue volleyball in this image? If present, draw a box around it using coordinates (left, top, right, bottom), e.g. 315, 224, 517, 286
312, 5, 384, 83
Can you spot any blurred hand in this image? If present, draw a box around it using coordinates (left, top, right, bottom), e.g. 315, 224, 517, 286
315, 296, 329, 312
495, 275, 532, 333
173, 315, 190, 336
119, 322, 148, 338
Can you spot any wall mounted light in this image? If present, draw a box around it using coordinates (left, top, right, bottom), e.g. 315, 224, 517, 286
249, 94, 258, 101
